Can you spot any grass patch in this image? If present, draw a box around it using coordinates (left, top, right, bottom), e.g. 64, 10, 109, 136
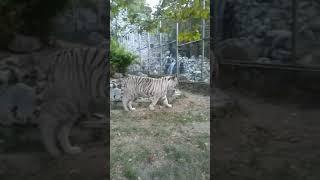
164, 145, 193, 163
123, 165, 139, 180
138, 144, 209, 180
148, 111, 209, 125
111, 92, 210, 179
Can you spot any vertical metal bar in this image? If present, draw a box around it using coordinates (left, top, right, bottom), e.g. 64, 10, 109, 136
292, 0, 297, 63
160, 20, 163, 75
147, 32, 151, 74
138, 32, 142, 71
201, 0, 206, 81
176, 22, 179, 76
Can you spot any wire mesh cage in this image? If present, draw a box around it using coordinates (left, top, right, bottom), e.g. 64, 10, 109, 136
214, 0, 320, 69
118, 2, 210, 83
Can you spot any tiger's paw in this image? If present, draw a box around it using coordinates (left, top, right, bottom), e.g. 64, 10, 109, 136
130, 108, 136, 111
149, 106, 155, 111
166, 104, 172, 108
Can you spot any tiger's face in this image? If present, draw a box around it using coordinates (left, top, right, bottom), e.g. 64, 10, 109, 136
167, 76, 178, 88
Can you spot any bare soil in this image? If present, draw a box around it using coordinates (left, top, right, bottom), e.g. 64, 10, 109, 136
214, 89, 320, 180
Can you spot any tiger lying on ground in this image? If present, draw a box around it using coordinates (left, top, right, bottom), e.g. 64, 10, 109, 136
120, 75, 178, 111
39, 47, 107, 158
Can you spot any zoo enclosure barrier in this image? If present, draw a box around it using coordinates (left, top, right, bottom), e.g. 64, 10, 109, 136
213, 0, 320, 72
119, 0, 210, 83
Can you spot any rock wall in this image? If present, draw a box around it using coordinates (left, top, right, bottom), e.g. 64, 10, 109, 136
127, 55, 210, 83
51, 0, 106, 45
217, 0, 320, 65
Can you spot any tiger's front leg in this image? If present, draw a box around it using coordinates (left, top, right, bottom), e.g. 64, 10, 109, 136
149, 96, 160, 110
128, 100, 136, 111
161, 95, 172, 108
57, 121, 82, 155
122, 96, 130, 111
39, 112, 63, 158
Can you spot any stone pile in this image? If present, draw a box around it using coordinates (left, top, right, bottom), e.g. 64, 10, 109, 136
179, 55, 210, 83
127, 54, 210, 83
0, 54, 41, 126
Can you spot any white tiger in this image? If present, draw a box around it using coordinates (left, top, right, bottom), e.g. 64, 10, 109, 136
120, 75, 178, 111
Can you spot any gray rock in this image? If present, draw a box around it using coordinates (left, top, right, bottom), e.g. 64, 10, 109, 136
87, 32, 105, 45
309, 16, 320, 32
110, 87, 122, 102
300, 29, 317, 41
297, 51, 320, 66
297, 54, 313, 65
256, 57, 271, 64
137, 72, 148, 77
113, 73, 124, 79
0, 70, 11, 85
216, 38, 260, 61
8, 34, 42, 53
127, 64, 142, 73
0, 83, 36, 125
270, 49, 291, 61
1, 56, 21, 66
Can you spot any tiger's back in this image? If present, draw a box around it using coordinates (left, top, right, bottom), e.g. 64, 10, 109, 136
43, 47, 107, 109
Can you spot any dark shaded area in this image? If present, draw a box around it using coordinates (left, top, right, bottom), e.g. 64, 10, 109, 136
213, 0, 320, 179
0, 0, 109, 179
0, 0, 70, 47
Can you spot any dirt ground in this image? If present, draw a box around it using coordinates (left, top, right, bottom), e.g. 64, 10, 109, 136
111, 91, 210, 180
3, 86, 320, 180
214, 89, 320, 180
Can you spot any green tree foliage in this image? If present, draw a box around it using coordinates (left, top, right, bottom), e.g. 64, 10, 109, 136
111, 0, 157, 37
156, 0, 210, 42
110, 38, 138, 74
157, 0, 210, 22
111, 0, 143, 19
111, 0, 210, 42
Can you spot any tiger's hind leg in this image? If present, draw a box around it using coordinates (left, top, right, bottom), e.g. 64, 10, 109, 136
128, 100, 136, 111
40, 99, 79, 157
149, 96, 160, 111
57, 121, 82, 155
39, 112, 62, 158
160, 95, 172, 108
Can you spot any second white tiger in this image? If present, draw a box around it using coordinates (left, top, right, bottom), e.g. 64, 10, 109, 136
120, 75, 178, 111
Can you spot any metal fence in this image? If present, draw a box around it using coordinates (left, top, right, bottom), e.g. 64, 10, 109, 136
214, 0, 320, 72
119, 0, 210, 83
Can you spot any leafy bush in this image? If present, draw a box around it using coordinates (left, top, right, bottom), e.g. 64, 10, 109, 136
110, 38, 138, 75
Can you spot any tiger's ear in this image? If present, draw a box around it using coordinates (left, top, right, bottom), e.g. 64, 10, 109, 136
169, 75, 178, 81
174, 74, 178, 79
